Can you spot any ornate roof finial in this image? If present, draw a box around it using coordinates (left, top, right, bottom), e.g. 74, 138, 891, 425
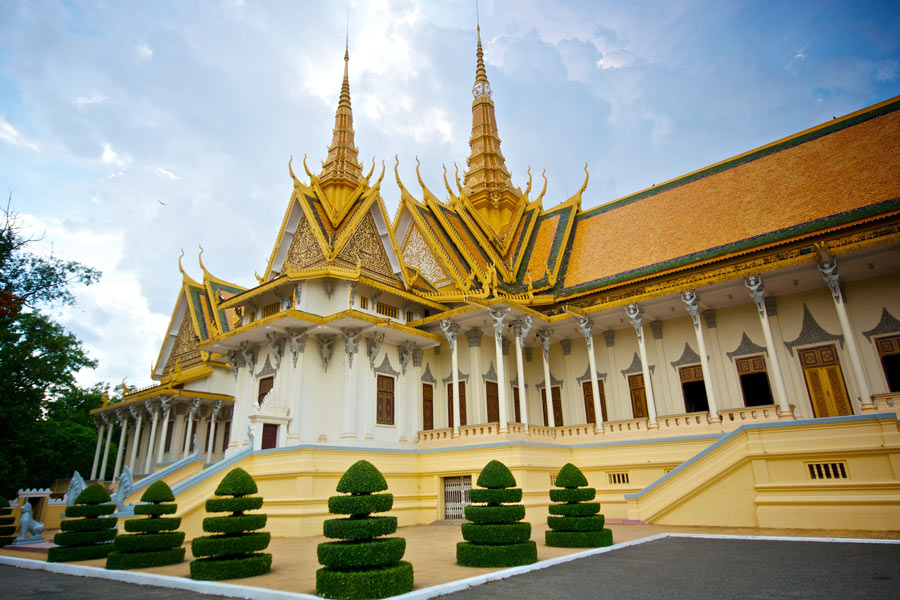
319, 33, 362, 194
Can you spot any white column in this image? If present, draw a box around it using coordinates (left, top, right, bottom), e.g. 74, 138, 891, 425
182, 399, 199, 458
536, 329, 555, 427
746, 276, 793, 417
156, 398, 172, 464
206, 401, 222, 463
99, 415, 114, 480
465, 329, 484, 422
127, 406, 143, 473
90, 420, 105, 480
512, 317, 532, 431
340, 329, 361, 439
603, 331, 620, 421
112, 410, 129, 480
626, 304, 659, 427
489, 308, 510, 432
286, 328, 307, 443
440, 319, 461, 437
144, 399, 161, 473
682, 291, 721, 422
819, 259, 873, 408
578, 317, 604, 433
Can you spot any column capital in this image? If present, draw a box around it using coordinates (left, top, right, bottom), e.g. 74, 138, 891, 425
576, 316, 594, 349
189, 398, 200, 417
287, 326, 309, 367
818, 258, 841, 303
488, 307, 511, 344
626, 304, 644, 342
511, 316, 533, 347
536, 329, 552, 361
465, 328, 483, 348
681, 290, 701, 328
440, 319, 460, 351
744, 275, 766, 315
341, 328, 361, 368
128, 404, 141, 421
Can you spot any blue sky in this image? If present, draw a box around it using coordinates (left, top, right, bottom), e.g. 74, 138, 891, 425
1, 0, 897, 388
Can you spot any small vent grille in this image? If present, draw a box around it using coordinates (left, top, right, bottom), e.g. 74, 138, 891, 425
261, 303, 279, 318
549, 473, 557, 486
377, 302, 398, 319
608, 472, 630, 485
807, 461, 848, 480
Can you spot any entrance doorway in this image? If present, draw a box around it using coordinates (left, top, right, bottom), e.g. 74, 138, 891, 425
485, 381, 499, 422
447, 381, 467, 427
679, 365, 710, 413
422, 383, 434, 430
512, 387, 521, 423
799, 345, 852, 417
628, 374, 649, 419
443, 475, 471, 519
582, 380, 608, 424
735, 355, 775, 406
540, 386, 564, 426
875, 334, 900, 392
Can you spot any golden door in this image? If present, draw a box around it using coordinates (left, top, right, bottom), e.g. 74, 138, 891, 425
798, 345, 853, 417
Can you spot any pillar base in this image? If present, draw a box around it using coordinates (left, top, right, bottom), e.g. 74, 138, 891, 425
647, 421, 659, 430
778, 407, 796, 420
858, 401, 877, 413
708, 415, 722, 424
594, 426, 604, 435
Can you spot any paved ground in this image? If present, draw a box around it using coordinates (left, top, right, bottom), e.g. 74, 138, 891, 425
437, 537, 900, 600
0, 564, 224, 599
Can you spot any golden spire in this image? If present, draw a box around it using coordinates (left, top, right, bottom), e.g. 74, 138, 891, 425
462, 24, 520, 242
319, 35, 362, 193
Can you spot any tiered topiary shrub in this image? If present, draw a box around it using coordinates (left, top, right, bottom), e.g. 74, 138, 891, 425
545, 463, 613, 548
316, 460, 413, 600
0, 497, 14, 546
190, 467, 271, 580
48, 483, 118, 562
106, 481, 185, 569
457, 460, 537, 567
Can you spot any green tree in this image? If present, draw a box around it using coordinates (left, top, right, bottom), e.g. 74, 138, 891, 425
0, 200, 101, 498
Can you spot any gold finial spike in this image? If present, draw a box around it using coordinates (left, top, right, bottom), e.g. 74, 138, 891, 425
178, 248, 187, 276
319, 36, 362, 191
198, 244, 208, 274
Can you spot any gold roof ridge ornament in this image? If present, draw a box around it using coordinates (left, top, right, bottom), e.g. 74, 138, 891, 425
317, 36, 363, 226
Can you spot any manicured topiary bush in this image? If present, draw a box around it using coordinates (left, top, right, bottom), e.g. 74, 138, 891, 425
48, 483, 118, 562
545, 463, 613, 548
316, 460, 414, 599
190, 468, 271, 580
106, 481, 185, 569
457, 460, 537, 567
0, 496, 14, 546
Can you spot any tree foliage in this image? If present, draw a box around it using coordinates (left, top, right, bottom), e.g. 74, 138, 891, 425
0, 200, 102, 498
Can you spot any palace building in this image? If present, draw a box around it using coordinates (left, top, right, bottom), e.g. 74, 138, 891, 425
87, 29, 900, 537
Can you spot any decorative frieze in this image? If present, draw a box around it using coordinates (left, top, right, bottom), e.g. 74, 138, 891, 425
576, 366, 606, 383
421, 363, 436, 384
727, 332, 768, 359
862, 308, 900, 341
784, 304, 844, 355
621, 352, 655, 376
670, 343, 701, 369
374, 354, 400, 377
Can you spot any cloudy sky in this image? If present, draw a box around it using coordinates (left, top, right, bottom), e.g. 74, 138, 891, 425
1, 0, 898, 388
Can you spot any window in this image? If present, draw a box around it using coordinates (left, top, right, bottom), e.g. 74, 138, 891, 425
582, 380, 608, 424
258, 376, 274, 406
422, 383, 434, 430
447, 381, 467, 427
875, 334, 900, 392
485, 381, 500, 422
360, 296, 369, 310
377, 375, 395, 425
262, 423, 278, 450
376, 301, 398, 319
513, 387, 521, 423
540, 386, 563, 427
262, 302, 279, 318
679, 365, 709, 413
735, 355, 775, 407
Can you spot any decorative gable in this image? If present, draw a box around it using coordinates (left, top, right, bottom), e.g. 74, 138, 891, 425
402, 225, 452, 287
334, 212, 396, 282
284, 216, 327, 273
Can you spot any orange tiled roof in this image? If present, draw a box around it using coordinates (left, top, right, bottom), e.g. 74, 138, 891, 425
559, 97, 900, 296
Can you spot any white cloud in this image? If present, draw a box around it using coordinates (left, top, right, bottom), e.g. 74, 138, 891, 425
154, 167, 180, 180
74, 94, 107, 109
101, 143, 130, 168
0, 115, 39, 151
135, 42, 153, 61
597, 49, 637, 70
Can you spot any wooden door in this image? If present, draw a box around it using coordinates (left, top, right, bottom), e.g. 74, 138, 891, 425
261, 423, 277, 450
582, 380, 609, 424
422, 383, 434, 430
799, 345, 852, 417
376, 375, 394, 425
628, 374, 649, 419
485, 381, 500, 422
513, 387, 521, 423
540, 387, 564, 426
447, 381, 467, 427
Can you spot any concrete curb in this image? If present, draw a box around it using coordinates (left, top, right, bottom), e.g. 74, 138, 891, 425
2, 534, 898, 599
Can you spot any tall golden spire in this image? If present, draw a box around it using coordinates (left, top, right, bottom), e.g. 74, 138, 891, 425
463, 25, 519, 241
319, 35, 362, 195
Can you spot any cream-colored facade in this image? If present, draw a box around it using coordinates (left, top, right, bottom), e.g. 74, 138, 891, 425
89, 30, 900, 536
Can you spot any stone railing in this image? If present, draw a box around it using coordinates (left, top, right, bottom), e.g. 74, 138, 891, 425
861, 392, 899, 418
415, 404, 785, 449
